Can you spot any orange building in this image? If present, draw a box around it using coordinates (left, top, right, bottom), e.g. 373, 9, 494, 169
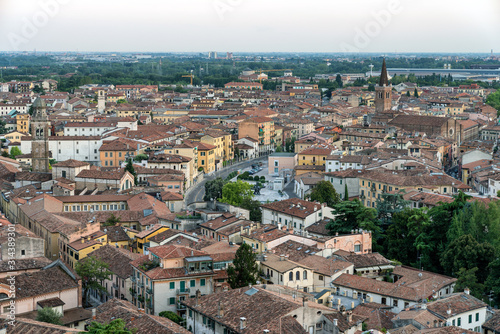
238, 116, 275, 156
99, 138, 146, 167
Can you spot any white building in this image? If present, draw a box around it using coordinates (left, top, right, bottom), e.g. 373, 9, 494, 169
21, 136, 103, 165
0, 103, 28, 115
261, 198, 335, 235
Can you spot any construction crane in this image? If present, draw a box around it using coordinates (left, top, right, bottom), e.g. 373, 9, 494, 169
257, 69, 293, 84
182, 74, 195, 85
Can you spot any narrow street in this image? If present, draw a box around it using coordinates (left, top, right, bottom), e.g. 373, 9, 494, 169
184, 156, 268, 205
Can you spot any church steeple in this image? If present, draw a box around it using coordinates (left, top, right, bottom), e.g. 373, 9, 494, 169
31, 98, 50, 173
375, 58, 392, 113
379, 58, 389, 86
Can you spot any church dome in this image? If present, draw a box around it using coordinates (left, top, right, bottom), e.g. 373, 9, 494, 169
32, 98, 46, 109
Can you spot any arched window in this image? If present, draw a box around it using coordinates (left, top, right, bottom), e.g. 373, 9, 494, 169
303, 270, 307, 280
289, 272, 293, 281
0, 293, 8, 300
296, 271, 300, 280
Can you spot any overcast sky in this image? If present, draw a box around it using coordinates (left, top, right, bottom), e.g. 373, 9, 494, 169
1, 0, 499, 53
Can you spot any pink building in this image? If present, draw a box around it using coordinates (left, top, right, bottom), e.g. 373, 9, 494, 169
268, 152, 297, 176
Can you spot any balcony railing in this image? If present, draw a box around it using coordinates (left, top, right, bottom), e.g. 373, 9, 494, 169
177, 302, 187, 310
176, 288, 190, 295
146, 288, 153, 295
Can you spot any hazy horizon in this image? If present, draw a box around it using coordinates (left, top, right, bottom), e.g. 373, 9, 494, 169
1, 0, 499, 53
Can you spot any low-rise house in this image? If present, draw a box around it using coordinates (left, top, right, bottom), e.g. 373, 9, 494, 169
0, 260, 91, 330
85, 245, 142, 304
75, 169, 135, 192
426, 291, 488, 332
90, 298, 190, 334
183, 284, 353, 334
259, 253, 315, 292
130, 245, 215, 316
261, 198, 335, 235
331, 266, 457, 313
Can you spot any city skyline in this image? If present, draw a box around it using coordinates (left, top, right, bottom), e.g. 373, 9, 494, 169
1, 0, 499, 53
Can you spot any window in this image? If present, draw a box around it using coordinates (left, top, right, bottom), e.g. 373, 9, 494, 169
190, 280, 196, 287
303, 270, 307, 280
354, 244, 361, 252
381, 297, 387, 305
169, 297, 175, 305
21, 250, 25, 256
169, 282, 175, 289
393, 299, 398, 307
296, 271, 300, 280
457, 317, 461, 326
319, 275, 323, 281
200, 279, 206, 286
475, 313, 479, 322
289, 272, 293, 281
469, 315, 472, 324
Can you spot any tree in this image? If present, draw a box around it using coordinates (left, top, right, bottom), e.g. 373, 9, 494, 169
455, 267, 484, 299
85, 319, 135, 334
414, 88, 419, 98
36, 307, 63, 325
125, 160, 137, 184
159, 311, 183, 324
384, 208, 420, 265
406, 90, 411, 97
376, 192, 410, 227
203, 177, 225, 201
441, 234, 495, 282
344, 183, 349, 201
485, 258, 500, 304
486, 89, 500, 113
103, 213, 120, 226
227, 243, 258, 288
221, 180, 253, 207
1, 151, 9, 157
309, 181, 341, 207
326, 199, 379, 235
240, 197, 262, 222
0, 119, 6, 134
75, 255, 113, 307
9, 146, 22, 159
234, 146, 240, 160
335, 74, 343, 88
133, 153, 148, 161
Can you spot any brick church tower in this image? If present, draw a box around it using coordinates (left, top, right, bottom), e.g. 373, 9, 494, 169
375, 58, 392, 113
31, 98, 50, 173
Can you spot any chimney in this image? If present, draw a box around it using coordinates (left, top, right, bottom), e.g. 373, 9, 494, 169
302, 296, 308, 308
240, 317, 247, 330
280, 254, 285, 261
447, 309, 451, 315
195, 289, 201, 306
464, 288, 470, 295
333, 319, 338, 327
92, 308, 96, 320
353, 291, 358, 299
351, 301, 355, 309
347, 311, 353, 322
218, 301, 224, 318
81, 238, 84, 244
263, 330, 270, 334
277, 223, 282, 230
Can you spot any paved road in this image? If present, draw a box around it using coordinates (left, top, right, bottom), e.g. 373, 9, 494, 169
283, 179, 299, 199
185, 156, 268, 205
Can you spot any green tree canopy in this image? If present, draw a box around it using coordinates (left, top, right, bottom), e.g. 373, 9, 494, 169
133, 153, 148, 161
309, 181, 341, 207
227, 243, 259, 288
124, 160, 137, 184
75, 255, 113, 307
85, 319, 135, 334
221, 180, 253, 207
441, 234, 495, 282
159, 311, 183, 324
103, 213, 121, 226
454, 267, 484, 300
36, 307, 63, 326
326, 199, 379, 235
9, 146, 22, 159
203, 177, 225, 201
240, 197, 262, 222
486, 89, 500, 113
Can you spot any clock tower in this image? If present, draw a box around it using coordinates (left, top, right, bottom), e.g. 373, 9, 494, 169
31, 98, 50, 173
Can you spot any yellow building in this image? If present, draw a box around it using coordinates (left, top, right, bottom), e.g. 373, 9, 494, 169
106, 92, 127, 103
135, 225, 170, 254
189, 130, 233, 163
297, 145, 334, 166
446, 103, 465, 116
196, 142, 216, 173
99, 138, 146, 167
358, 170, 468, 209
16, 114, 30, 133
4, 130, 29, 143
66, 231, 108, 268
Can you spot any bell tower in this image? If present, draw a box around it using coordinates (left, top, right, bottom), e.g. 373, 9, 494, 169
375, 58, 392, 113
31, 98, 50, 173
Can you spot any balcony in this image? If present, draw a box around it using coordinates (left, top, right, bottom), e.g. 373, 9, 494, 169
177, 302, 187, 310
176, 288, 190, 295
146, 288, 153, 295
